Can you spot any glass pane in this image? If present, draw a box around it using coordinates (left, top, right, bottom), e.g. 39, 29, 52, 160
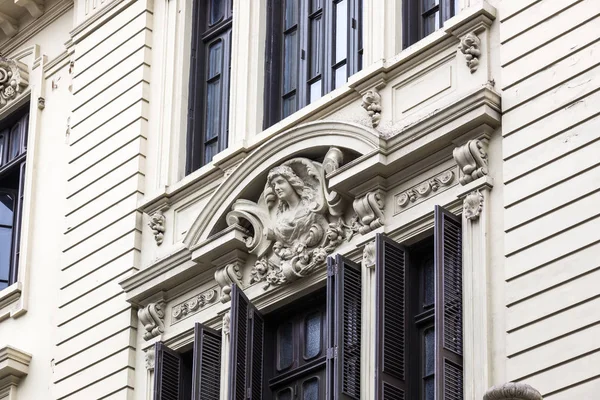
0, 193, 14, 226
9, 124, 21, 161
204, 141, 218, 164
284, 0, 297, 29
309, 80, 322, 104
335, 0, 348, 64
205, 80, 222, 140
209, 0, 225, 25
425, 376, 434, 400
277, 388, 293, 400
309, 15, 322, 78
423, 0, 438, 11
303, 378, 319, 400
208, 41, 223, 79
283, 31, 298, 93
423, 11, 440, 37
0, 227, 12, 286
311, 0, 321, 12
278, 322, 294, 369
424, 258, 434, 306
334, 64, 347, 89
424, 328, 435, 375
304, 312, 321, 358
283, 95, 296, 118
0, 132, 5, 165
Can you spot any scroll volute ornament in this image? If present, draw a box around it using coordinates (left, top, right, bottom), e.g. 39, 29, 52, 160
484, 382, 543, 400
226, 147, 358, 289
0, 57, 29, 108
453, 139, 488, 185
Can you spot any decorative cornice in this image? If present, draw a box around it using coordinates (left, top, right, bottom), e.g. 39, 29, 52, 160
0, 345, 31, 386
353, 190, 385, 235
458, 32, 482, 73
484, 382, 543, 400
362, 241, 375, 269
171, 288, 217, 324
463, 190, 484, 221
0, 57, 28, 109
138, 301, 165, 340
453, 139, 488, 185
148, 210, 166, 246
215, 262, 243, 303
361, 88, 382, 128
395, 169, 455, 213
144, 347, 155, 371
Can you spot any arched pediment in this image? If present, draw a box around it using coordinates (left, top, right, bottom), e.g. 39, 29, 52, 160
183, 120, 381, 252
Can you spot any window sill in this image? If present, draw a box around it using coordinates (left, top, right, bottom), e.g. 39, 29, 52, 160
0, 283, 23, 322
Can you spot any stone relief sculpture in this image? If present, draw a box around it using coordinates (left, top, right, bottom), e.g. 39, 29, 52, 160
361, 89, 382, 128
484, 382, 543, 400
464, 190, 484, 221
148, 211, 166, 246
138, 301, 165, 340
0, 57, 28, 109
453, 139, 488, 185
171, 288, 217, 322
362, 241, 375, 269
458, 32, 482, 73
226, 148, 359, 289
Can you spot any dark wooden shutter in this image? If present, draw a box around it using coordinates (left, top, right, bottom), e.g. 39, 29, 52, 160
374, 233, 410, 400
154, 342, 185, 400
228, 284, 264, 400
434, 206, 463, 400
326, 254, 362, 399
191, 323, 222, 400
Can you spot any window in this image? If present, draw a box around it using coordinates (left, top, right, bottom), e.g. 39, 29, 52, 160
264, 0, 363, 127
403, 0, 458, 48
0, 109, 28, 291
187, 0, 233, 174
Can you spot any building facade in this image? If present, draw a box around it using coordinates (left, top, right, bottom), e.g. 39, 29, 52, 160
0, 0, 598, 399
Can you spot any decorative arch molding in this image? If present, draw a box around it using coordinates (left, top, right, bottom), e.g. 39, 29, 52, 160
183, 120, 382, 250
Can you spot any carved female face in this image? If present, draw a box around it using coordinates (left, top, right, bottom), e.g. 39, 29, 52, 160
271, 175, 297, 203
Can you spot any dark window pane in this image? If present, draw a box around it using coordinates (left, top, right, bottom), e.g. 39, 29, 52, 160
208, 41, 223, 79
283, 31, 298, 93
309, 80, 322, 104
335, 0, 348, 64
304, 312, 321, 358
310, 0, 321, 12
205, 80, 222, 140
424, 328, 435, 375
303, 377, 319, 400
277, 388, 293, 400
278, 322, 294, 370
309, 15, 322, 78
423, 11, 439, 37
283, 95, 296, 119
204, 141, 218, 164
334, 64, 347, 89
0, 132, 5, 166
423, 0, 438, 11
9, 124, 22, 161
424, 257, 434, 306
0, 193, 14, 226
0, 227, 12, 286
209, 0, 225, 25
284, 0, 297, 29
424, 376, 434, 400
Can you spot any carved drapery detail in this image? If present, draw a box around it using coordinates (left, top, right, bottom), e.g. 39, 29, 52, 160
222, 312, 231, 336
0, 57, 28, 109
215, 263, 243, 303
458, 32, 482, 73
361, 89, 382, 128
144, 348, 155, 370
353, 190, 385, 234
148, 211, 166, 245
171, 288, 218, 323
453, 139, 488, 185
395, 169, 455, 210
138, 301, 165, 340
464, 190, 484, 220
484, 382, 543, 400
227, 147, 357, 289
362, 241, 375, 269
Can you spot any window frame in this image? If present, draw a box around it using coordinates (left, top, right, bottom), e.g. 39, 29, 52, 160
403, 0, 457, 49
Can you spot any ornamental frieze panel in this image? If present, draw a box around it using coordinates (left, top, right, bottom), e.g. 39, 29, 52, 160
225, 147, 361, 290
394, 167, 458, 215
171, 287, 218, 324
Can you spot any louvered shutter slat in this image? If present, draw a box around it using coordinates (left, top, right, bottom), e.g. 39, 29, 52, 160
327, 254, 362, 400
154, 342, 185, 400
374, 234, 410, 400
434, 206, 464, 400
192, 323, 222, 400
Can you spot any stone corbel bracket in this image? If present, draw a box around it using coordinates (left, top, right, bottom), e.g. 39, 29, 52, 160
14, 0, 44, 18
351, 71, 387, 129
353, 190, 385, 235
138, 301, 166, 341
453, 138, 488, 185
147, 201, 170, 246
0, 57, 29, 107
171, 287, 218, 323
484, 382, 543, 400
213, 250, 246, 303
458, 32, 482, 73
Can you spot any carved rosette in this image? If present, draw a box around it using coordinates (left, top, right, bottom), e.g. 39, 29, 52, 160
226, 147, 357, 289
222, 312, 231, 336
463, 190, 484, 221
144, 348, 155, 370
138, 302, 165, 340
353, 190, 385, 235
172, 289, 217, 322
362, 241, 375, 269
215, 263, 243, 303
458, 32, 482, 73
453, 139, 488, 185
0, 58, 29, 109
361, 89, 382, 128
148, 211, 166, 245
484, 382, 543, 400
396, 169, 455, 210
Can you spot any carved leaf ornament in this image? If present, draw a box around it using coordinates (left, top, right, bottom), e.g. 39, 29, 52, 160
0, 57, 28, 109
